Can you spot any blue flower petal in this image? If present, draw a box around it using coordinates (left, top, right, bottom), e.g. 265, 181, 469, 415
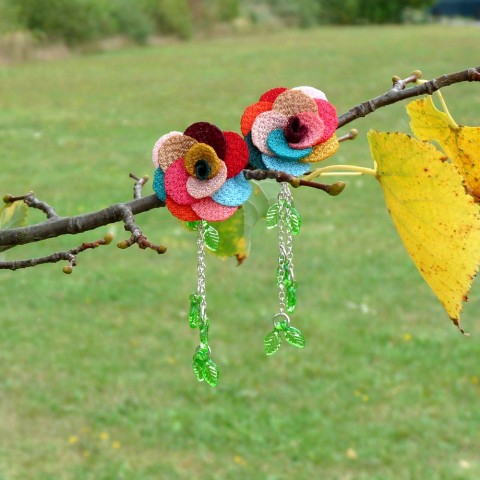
245, 133, 266, 169
153, 167, 166, 201
267, 129, 312, 160
211, 173, 252, 207
261, 154, 311, 176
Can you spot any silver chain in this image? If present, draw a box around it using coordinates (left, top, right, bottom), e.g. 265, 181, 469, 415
277, 182, 294, 314
196, 220, 207, 320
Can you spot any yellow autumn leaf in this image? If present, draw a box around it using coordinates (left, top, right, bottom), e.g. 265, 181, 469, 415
407, 96, 480, 200
368, 130, 480, 330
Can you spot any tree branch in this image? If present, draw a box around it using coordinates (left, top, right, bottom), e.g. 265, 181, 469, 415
337, 66, 480, 128
0, 234, 113, 271
0, 194, 164, 249
1, 66, 479, 257
243, 169, 346, 196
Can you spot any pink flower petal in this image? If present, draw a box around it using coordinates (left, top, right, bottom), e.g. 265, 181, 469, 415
251, 110, 288, 155
186, 162, 227, 199
164, 158, 196, 205
292, 86, 328, 101
288, 112, 325, 149
191, 198, 238, 222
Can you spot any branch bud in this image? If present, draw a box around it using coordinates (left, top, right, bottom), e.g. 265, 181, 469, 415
157, 245, 167, 254
328, 182, 346, 196
117, 239, 130, 249
103, 233, 114, 245
3, 194, 13, 204
412, 70, 422, 80
290, 178, 301, 188
63, 265, 73, 274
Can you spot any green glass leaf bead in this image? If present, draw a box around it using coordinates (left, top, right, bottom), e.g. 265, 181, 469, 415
188, 294, 202, 328
289, 206, 302, 235
199, 318, 210, 346
201, 359, 219, 387
264, 330, 282, 355
193, 346, 209, 363
192, 358, 204, 381
266, 202, 280, 229
204, 223, 219, 251
185, 221, 200, 231
276, 263, 289, 287
286, 280, 298, 314
285, 326, 306, 349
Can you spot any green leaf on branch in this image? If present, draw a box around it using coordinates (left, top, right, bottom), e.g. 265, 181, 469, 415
0, 200, 27, 231
0, 200, 28, 253
211, 180, 279, 263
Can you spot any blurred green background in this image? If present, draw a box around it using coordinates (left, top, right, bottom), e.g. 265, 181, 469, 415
1, 13, 480, 480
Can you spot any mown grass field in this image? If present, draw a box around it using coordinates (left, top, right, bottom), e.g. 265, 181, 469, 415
1, 25, 480, 480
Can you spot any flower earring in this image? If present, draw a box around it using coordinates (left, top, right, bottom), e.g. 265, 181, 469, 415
152, 122, 251, 386
241, 86, 339, 354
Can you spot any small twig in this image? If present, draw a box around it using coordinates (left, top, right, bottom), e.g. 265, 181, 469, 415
117, 204, 167, 254
0, 234, 113, 272
4, 192, 58, 219
243, 169, 346, 196
391, 70, 422, 91
129, 173, 149, 200
338, 129, 358, 143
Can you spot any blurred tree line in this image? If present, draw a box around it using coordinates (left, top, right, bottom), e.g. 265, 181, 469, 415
0, 0, 435, 46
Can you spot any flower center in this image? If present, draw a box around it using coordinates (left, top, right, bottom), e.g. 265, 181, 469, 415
195, 159, 211, 180
285, 115, 308, 144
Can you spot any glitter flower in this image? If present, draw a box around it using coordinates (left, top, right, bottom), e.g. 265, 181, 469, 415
152, 122, 252, 222
240, 86, 339, 175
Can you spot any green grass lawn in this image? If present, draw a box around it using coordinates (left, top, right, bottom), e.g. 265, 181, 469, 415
1, 24, 480, 480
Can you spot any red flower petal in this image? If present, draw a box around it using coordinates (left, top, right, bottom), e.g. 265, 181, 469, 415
223, 131, 249, 178
166, 197, 200, 221
184, 122, 226, 160
259, 87, 288, 102
315, 99, 338, 143
240, 101, 272, 136
164, 158, 196, 205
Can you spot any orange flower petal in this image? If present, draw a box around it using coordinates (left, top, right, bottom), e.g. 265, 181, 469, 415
240, 101, 272, 137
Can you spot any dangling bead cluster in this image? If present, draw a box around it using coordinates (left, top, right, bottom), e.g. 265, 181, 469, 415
264, 182, 306, 355
187, 220, 220, 387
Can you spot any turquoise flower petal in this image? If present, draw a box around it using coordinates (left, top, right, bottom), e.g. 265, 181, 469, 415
261, 154, 311, 176
245, 133, 266, 169
212, 173, 252, 207
153, 167, 166, 201
267, 129, 312, 160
